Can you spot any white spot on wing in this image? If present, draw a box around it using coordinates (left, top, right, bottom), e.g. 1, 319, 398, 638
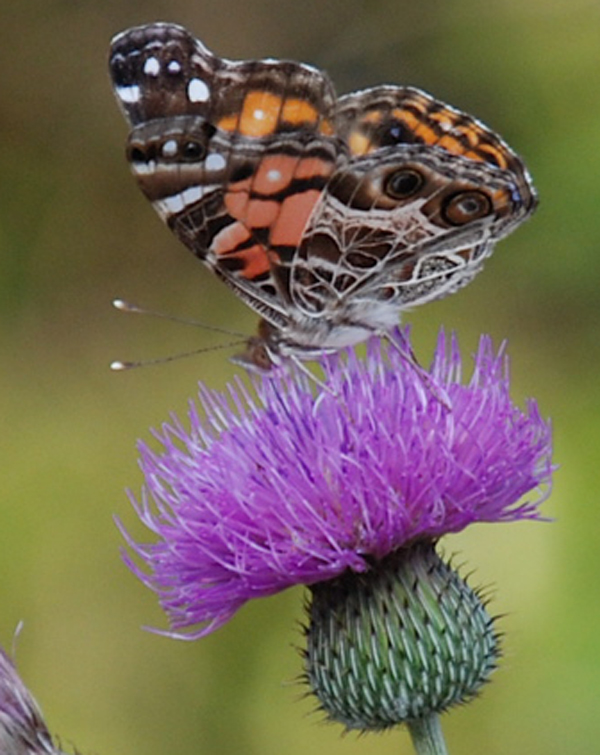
131, 159, 157, 176
266, 169, 282, 183
205, 153, 226, 171
154, 185, 220, 217
182, 186, 204, 204
187, 78, 210, 103
253, 109, 266, 120
117, 85, 141, 104
161, 139, 178, 157
143, 57, 161, 76
158, 194, 185, 214
167, 60, 182, 74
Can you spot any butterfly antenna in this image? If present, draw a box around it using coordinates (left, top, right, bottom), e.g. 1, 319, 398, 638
112, 298, 248, 338
111, 339, 248, 371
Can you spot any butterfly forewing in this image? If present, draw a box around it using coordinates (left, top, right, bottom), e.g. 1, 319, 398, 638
110, 23, 345, 325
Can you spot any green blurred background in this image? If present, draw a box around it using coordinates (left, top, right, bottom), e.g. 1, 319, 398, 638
1, 1, 598, 753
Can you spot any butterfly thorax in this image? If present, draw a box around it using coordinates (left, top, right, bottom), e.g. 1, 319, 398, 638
233, 316, 380, 372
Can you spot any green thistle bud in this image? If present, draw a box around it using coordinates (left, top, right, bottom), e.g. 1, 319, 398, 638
304, 541, 500, 732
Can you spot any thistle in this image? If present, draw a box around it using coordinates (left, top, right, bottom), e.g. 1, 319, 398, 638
120, 328, 553, 752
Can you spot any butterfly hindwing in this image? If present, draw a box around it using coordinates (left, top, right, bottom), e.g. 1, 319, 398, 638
287, 86, 536, 320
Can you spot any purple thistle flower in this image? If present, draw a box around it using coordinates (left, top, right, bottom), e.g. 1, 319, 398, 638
120, 328, 553, 639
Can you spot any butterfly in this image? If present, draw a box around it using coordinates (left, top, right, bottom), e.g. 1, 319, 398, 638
109, 22, 536, 371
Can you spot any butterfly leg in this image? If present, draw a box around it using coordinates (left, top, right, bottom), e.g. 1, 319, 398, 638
383, 331, 452, 411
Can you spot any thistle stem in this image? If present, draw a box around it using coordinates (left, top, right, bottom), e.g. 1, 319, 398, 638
407, 714, 449, 755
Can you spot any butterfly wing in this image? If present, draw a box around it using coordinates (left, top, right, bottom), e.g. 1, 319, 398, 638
336, 85, 535, 180
287, 86, 537, 327
109, 23, 343, 330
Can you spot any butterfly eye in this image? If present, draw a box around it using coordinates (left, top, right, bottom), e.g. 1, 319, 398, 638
442, 191, 492, 225
181, 140, 206, 161
383, 168, 425, 200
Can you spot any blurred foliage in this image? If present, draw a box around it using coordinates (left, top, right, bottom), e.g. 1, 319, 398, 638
1, 1, 599, 753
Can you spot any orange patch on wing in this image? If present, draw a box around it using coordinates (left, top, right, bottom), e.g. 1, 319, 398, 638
319, 118, 334, 135
253, 155, 299, 194
270, 189, 321, 247
490, 187, 512, 211
362, 110, 384, 124
238, 90, 282, 137
245, 198, 281, 228
429, 111, 458, 128
295, 156, 335, 180
405, 94, 429, 112
455, 123, 484, 148
413, 122, 440, 147
248, 153, 333, 197
224, 187, 251, 220
477, 144, 509, 169
392, 103, 426, 122
437, 134, 469, 155
281, 97, 319, 126
348, 130, 372, 156
390, 110, 437, 146
231, 244, 272, 279
216, 113, 240, 133
463, 149, 487, 162
212, 221, 252, 256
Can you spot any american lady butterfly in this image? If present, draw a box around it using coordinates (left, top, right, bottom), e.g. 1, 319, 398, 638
109, 23, 536, 371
